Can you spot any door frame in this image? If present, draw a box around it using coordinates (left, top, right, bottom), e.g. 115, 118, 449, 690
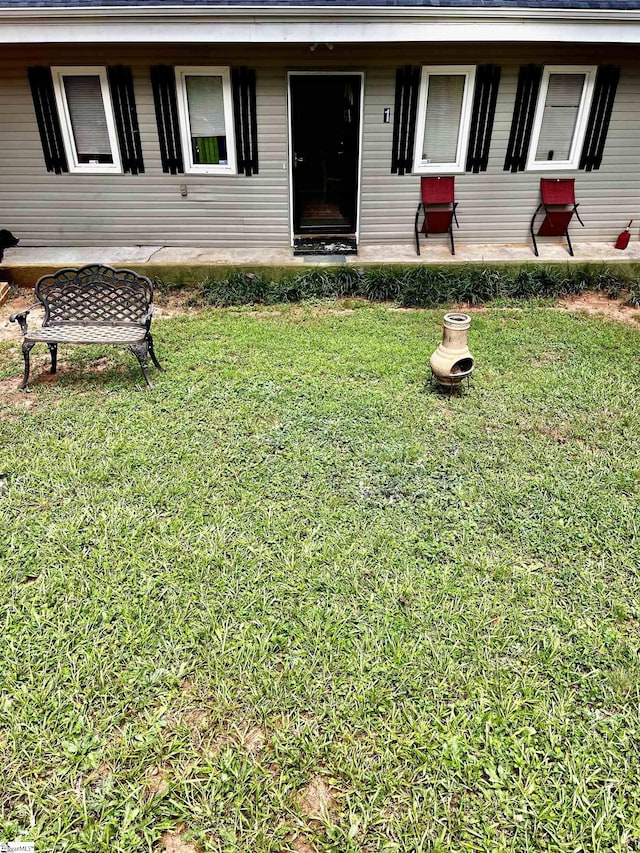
287, 70, 365, 247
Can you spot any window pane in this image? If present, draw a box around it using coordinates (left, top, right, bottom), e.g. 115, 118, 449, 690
63, 75, 113, 164
422, 74, 465, 164
535, 73, 585, 162
185, 75, 228, 165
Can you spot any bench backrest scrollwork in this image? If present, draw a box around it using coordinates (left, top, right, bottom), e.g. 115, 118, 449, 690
35, 264, 155, 325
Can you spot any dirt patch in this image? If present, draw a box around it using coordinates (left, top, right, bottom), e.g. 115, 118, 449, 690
146, 765, 170, 795
156, 830, 201, 853
184, 709, 210, 731
86, 762, 112, 792
558, 291, 640, 325
531, 351, 563, 367
32, 360, 72, 384
460, 304, 489, 312
0, 376, 37, 415
92, 762, 112, 781
249, 309, 282, 318
310, 307, 355, 317
288, 835, 317, 853
0, 291, 38, 342
181, 712, 266, 760
238, 725, 265, 755
183, 708, 214, 753
296, 776, 336, 822
84, 356, 128, 374
541, 427, 568, 444
181, 709, 230, 758
154, 291, 204, 319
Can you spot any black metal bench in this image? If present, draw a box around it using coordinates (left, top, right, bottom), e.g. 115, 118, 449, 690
10, 264, 163, 390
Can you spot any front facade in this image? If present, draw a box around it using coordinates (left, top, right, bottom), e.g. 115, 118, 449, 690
1, 1, 639, 251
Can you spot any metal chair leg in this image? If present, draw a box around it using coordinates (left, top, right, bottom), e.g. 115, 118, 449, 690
19, 341, 35, 390
415, 205, 422, 256
449, 225, 455, 256
47, 343, 58, 374
565, 229, 574, 257
530, 205, 542, 257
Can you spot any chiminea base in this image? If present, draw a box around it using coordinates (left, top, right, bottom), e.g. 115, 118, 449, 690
430, 371, 472, 394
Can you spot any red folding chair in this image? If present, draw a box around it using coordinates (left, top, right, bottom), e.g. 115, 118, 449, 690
530, 178, 584, 257
415, 176, 459, 256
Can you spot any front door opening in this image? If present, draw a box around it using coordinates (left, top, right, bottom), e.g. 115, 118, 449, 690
290, 74, 362, 239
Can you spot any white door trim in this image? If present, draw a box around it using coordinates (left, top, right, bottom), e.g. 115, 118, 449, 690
287, 70, 365, 247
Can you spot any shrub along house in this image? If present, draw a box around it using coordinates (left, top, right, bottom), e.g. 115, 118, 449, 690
0, 0, 639, 255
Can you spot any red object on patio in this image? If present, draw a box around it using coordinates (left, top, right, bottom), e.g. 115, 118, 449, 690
415, 176, 459, 256
530, 178, 585, 257
615, 220, 633, 250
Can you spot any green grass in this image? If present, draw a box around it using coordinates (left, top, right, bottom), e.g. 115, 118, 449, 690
1, 302, 639, 852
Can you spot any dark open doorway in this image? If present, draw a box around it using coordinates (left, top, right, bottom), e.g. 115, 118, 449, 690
290, 73, 362, 238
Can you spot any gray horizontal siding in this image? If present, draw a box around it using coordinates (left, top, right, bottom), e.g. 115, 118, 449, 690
0, 46, 291, 248
1, 43, 639, 248
361, 55, 640, 245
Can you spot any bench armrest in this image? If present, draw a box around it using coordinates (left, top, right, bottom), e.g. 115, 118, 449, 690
10, 302, 40, 335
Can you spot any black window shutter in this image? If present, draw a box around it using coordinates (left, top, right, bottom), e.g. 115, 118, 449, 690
466, 65, 501, 173
107, 66, 144, 175
504, 65, 542, 172
232, 67, 259, 177
27, 66, 68, 174
150, 65, 184, 175
391, 66, 420, 176
579, 66, 620, 172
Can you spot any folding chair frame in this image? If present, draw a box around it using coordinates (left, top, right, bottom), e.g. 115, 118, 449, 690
530, 179, 585, 257
414, 176, 460, 256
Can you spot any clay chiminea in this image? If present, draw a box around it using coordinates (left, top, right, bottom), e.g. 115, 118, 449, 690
430, 312, 474, 388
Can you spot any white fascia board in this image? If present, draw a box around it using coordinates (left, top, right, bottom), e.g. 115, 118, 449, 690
1, 6, 640, 45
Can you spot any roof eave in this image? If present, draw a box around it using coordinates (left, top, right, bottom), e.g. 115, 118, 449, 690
2, 3, 640, 44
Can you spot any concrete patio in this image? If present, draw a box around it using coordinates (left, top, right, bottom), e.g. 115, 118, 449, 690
2, 240, 639, 289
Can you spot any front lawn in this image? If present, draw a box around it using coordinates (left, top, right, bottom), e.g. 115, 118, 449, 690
1, 302, 639, 852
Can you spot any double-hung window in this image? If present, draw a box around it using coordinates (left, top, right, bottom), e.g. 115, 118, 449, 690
527, 66, 596, 170
52, 67, 122, 174
175, 67, 236, 174
413, 66, 476, 174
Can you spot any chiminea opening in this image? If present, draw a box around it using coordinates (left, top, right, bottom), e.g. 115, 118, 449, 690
451, 358, 473, 375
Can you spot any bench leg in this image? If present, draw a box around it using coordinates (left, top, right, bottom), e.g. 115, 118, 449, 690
48, 343, 58, 374
129, 342, 153, 389
19, 341, 35, 390
147, 334, 163, 371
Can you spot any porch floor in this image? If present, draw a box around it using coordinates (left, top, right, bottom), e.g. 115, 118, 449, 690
3, 240, 640, 277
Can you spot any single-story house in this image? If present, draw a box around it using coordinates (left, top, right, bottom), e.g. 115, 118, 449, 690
0, 0, 639, 252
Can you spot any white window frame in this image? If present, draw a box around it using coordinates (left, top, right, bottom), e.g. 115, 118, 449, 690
413, 65, 476, 175
174, 66, 237, 175
527, 65, 597, 171
51, 66, 122, 175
